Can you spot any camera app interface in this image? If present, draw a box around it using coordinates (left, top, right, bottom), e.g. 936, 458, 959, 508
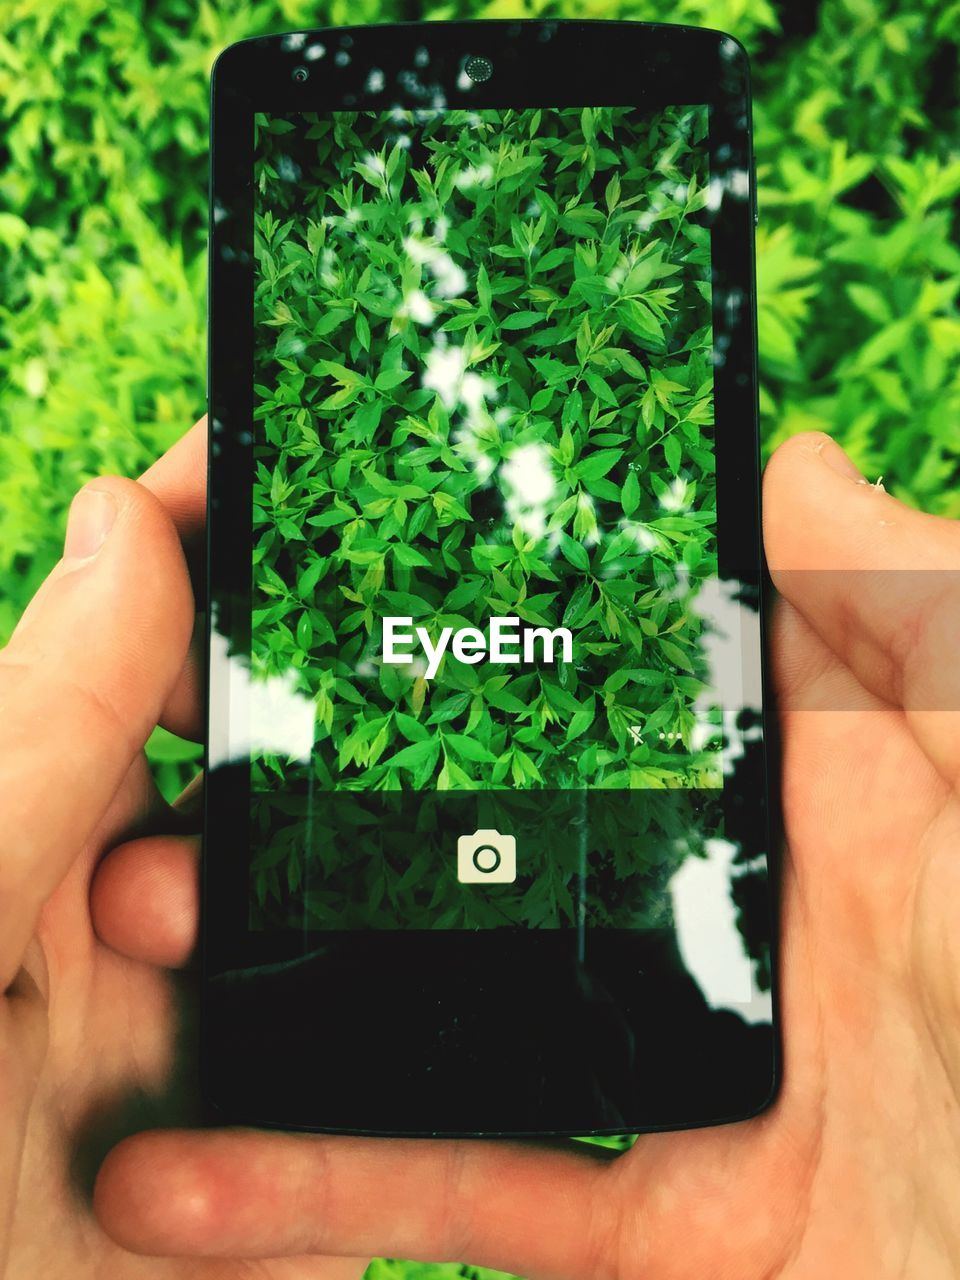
245, 102, 768, 1007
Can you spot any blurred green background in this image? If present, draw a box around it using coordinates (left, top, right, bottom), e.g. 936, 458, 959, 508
1, 0, 957, 1276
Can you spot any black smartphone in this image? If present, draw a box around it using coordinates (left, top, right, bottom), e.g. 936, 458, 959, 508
204, 18, 780, 1137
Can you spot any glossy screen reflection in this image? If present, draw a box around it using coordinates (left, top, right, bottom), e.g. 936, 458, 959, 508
229, 101, 771, 1018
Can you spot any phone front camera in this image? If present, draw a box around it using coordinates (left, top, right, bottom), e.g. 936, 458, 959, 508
464, 55, 493, 83
291, 65, 309, 83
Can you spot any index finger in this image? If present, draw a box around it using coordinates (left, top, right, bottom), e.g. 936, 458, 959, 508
138, 417, 208, 738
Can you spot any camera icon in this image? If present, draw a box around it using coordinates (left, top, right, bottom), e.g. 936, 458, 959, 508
456, 829, 517, 884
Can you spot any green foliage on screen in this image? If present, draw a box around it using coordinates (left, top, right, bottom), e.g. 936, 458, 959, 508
251, 105, 722, 798
2, 1, 958, 1278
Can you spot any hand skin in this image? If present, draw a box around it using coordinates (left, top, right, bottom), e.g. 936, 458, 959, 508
2, 425, 960, 1279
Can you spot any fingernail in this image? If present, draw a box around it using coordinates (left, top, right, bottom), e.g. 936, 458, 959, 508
64, 488, 118, 561
820, 442, 865, 483
173, 771, 205, 820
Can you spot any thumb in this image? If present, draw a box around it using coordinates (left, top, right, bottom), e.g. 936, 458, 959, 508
0, 477, 194, 990
763, 430, 960, 787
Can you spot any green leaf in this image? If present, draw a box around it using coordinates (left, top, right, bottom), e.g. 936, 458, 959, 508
501, 311, 542, 330
559, 531, 590, 571
575, 449, 623, 482
664, 434, 681, 475
566, 695, 596, 741
307, 507, 355, 529
445, 578, 485, 609
561, 390, 583, 430
445, 733, 498, 763
312, 359, 365, 387
563, 582, 594, 627
381, 591, 434, 616
621, 469, 641, 516
846, 283, 892, 325
375, 367, 413, 391
658, 638, 694, 672
386, 738, 439, 770
392, 543, 432, 567
297, 558, 326, 597
427, 693, 472, 724
846, 318, 914, 373
394, 712, 429, 742
296, 612, 313, 650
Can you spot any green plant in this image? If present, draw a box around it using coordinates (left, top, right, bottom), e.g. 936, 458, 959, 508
248, 103, 726, 930
252, 105, 719, 782
2, 1, 958, 1277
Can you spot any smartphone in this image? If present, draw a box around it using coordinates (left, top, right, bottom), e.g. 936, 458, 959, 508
205, 18, 780, 1137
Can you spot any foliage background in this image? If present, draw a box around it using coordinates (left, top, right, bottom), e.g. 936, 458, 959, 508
253, 104, 719, 795
249, 102, 727, 932
1, 0, 958, 1276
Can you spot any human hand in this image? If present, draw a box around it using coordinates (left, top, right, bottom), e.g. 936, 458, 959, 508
0, 419, 366, 1279
98, 428, 960, 1277
7, 424, 960, 1279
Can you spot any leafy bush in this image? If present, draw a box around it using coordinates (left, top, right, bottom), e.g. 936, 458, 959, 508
248, 102, 727, 930
2, 0, 958, 1277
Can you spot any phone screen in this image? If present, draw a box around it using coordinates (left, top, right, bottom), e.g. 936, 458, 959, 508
206, 23, 777, 1135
